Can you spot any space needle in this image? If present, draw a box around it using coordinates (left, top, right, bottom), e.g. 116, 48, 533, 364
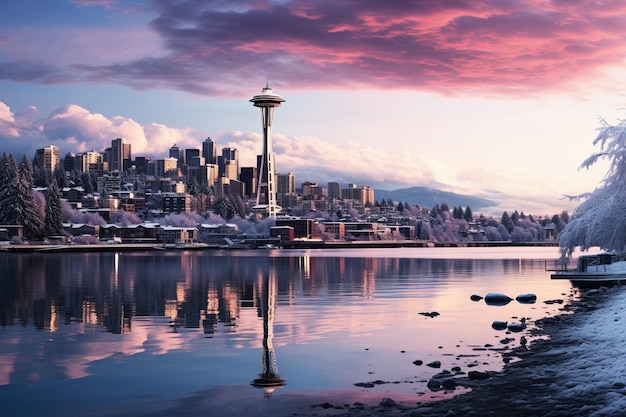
250, 84, 285, 218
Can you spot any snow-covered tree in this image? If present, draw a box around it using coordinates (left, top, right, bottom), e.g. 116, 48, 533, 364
109, 210, 142, 226
558, 114, 626, 257
213, 195, 236, 220
44, 178, 63, 236
62, 201, 106, 225
0, 153, 19, 224
10, 156, 45, 240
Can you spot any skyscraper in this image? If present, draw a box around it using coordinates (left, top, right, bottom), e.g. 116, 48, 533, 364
110, 138, 131, 172
219, 147, 239, 180
202, 137, 217, 165
250, 85, 285, 218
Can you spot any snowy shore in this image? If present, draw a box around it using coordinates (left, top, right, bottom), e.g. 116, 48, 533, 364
291, 285, 626, 417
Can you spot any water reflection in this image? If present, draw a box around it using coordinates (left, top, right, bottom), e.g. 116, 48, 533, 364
251, 264, 285, 396
0, 248, 573, 415
0, 253, 560, 335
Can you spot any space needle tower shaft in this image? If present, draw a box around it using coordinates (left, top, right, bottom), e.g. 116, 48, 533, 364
250, 85, 285, 218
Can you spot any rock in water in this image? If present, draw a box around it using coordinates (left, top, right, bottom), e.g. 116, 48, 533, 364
507, 322, 527, 332
379, 397, 396, 407
516, 293, 537, 304
491, 320, 508, 330
484, 293, 513, 306
470, 294, 483, 301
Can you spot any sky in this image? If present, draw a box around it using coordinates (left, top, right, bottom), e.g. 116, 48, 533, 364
1, 0, 626, 216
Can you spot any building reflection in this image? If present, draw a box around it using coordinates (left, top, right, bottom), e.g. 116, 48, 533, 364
251, 263, 285, 395
0, 252, 483, 337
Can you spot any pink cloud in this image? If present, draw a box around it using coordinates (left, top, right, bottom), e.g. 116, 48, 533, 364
2, 0, 625, 97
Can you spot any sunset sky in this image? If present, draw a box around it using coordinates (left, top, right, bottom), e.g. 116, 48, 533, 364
1, 0, 626, 215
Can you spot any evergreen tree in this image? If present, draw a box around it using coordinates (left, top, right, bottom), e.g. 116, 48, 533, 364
0, 153, 19, 224
501, 211, 514, 233
213, 195, 236, 220
397, 201, 404, 212
17, 156, 44, 240
44, 178, 63, 236
81, 172, 94, 194
230, 193, 247, 218
558, 112, 626, 255
32, 156, 50, 187
464, 206, 473, 222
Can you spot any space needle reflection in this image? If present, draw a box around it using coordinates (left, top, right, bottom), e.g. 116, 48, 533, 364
251, 263, 285, 396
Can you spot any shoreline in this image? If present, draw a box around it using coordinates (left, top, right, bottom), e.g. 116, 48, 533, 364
0, 240, 559, 253
290, 284, 621, 417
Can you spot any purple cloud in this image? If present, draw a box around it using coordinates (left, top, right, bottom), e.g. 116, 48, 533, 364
2, 1, 626, 96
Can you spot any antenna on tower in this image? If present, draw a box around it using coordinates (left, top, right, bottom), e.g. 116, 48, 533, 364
265, 78, 269, 89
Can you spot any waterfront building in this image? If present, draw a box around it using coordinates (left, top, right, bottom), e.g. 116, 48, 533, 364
250, 85, 285, 218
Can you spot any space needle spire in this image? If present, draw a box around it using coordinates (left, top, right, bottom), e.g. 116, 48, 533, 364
250, 85, 285, 218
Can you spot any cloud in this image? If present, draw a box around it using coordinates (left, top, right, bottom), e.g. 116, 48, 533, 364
0, 99, 585, 214
0, 101, 201, 157
2, 1, 626, 96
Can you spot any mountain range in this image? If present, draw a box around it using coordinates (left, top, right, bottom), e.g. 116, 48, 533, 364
374, 186, 496, 210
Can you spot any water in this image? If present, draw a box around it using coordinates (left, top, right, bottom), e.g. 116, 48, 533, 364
0, 247, 576, 416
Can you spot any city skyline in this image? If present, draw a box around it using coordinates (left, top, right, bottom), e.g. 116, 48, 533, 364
1, 1, 626, 215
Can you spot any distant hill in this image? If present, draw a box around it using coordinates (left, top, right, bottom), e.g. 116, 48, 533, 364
374, 186, 496, 210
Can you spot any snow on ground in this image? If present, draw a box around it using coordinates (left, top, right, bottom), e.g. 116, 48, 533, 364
545, 286, 626, 416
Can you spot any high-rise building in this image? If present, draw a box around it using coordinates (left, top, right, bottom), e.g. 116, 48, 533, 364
202, 137, 217, 165
169, 144, 184, 167
110, 138, 131, 172
35, 145, 60, 172
250, 85, 285, 218
64, 153, 75, 173
342, 184, 375, 206
328, 182, 341, 200
185, 148, 201, 167
218, 147, 239, 180
155, 157, 179, 178
240, 167, 257, 197
134, 156, 151, 175
74, 150, 103, 173
277, 172, 295, 194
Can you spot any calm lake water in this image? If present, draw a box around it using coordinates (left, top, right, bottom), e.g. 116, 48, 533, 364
0, 247, 576, 417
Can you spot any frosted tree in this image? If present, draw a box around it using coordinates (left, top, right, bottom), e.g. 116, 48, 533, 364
559, 114, 626, 257
0, 153, 19, 224
17, 156, 44, 239
44, 178, 64, 236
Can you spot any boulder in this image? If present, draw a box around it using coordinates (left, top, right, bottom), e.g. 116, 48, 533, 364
484, 293, 513, 306
507, 322, 527, 332
467, 370, 490, 380
379, 397, 396, 407
470, 294, 483, 301
516, 293, 537, 304
427, 360, 442, 368
491, 320, 508, 330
